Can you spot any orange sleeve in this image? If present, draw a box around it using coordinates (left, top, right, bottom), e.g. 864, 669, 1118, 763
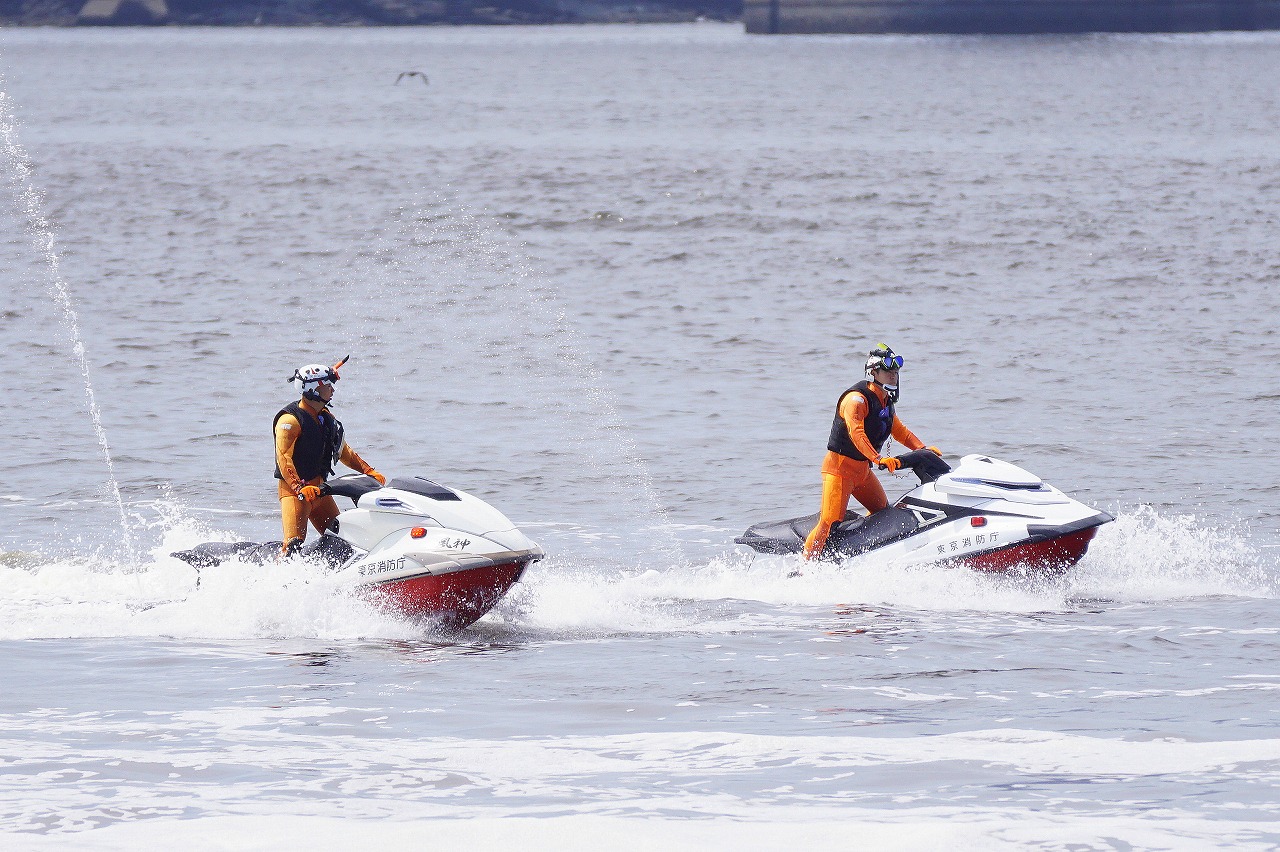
839, 394, 884, 462
339, 442, 376, 476
274, 414, 305, 494
890, 417, 925, 451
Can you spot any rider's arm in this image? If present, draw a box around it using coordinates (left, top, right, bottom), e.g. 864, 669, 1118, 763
338, 442, 377, 477
890, 417, 925, 451
274, 414, 306, 495
840, 394, 884, 462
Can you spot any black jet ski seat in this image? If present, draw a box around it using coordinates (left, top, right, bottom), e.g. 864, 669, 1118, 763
735, 506, 921, 559
733, 449, 947, 560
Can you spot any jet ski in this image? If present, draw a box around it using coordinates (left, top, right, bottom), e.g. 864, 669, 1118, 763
736, 450, 1111, 574
173, 474, 544, 631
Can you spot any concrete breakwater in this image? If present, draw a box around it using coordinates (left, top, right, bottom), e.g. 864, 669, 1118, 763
743, 0, 1280, 33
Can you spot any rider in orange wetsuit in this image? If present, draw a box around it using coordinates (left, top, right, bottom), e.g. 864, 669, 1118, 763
802, 344, 940, 561
274, 359, 385, 556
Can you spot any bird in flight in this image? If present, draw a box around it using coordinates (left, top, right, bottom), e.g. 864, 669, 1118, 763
396, 71, 430, 85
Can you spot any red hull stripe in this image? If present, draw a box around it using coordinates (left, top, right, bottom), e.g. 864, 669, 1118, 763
360, 560, 528, 630
956, 526, 1100, 574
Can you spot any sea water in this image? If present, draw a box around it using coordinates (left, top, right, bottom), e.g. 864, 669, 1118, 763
1, 25, 1278, 849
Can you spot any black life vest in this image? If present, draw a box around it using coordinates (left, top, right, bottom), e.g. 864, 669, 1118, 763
273, 401, 344, 482
826, 380, 894, 462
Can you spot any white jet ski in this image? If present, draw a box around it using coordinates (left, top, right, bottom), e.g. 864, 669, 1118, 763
173, 474, 544, 630
736, 450, 1111, 574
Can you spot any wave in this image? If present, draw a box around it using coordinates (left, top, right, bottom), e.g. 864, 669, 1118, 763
5, 726, 1278, 845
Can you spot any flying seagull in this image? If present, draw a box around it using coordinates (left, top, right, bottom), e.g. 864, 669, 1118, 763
395, 71, 429, 86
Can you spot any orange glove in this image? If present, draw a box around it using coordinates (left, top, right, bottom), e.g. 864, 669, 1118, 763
367, 470, 387, 486
926, 446, 942, 457
877, 456, 902, 473
299, 485, 323, 502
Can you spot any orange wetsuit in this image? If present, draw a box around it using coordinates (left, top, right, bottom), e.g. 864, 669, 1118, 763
802, 382, 924, 560
274, 401, 379, 551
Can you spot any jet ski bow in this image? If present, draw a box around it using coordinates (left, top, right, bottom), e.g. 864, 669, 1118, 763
173, 474, 544, 631
736, 450, 1111, 573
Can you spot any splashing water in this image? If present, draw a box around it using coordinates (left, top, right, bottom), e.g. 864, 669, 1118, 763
0, 503, 1271, 642
0, 496, 419, 641
1068, 505, 1276, 601
484, 506, 1280, 638
0, 83, 134, 559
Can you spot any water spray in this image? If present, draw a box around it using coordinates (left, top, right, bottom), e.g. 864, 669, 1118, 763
0, 84, 136, 560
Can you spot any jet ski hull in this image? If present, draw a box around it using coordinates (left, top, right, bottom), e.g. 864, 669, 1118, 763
171, 474, 543, 632
738, 514, 1105, 575
951, 525, 1101, 574
736, 453, 1112, 576
361, 558, 531, 631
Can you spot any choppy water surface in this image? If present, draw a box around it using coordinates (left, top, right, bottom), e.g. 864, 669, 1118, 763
2, 25, 1279, 849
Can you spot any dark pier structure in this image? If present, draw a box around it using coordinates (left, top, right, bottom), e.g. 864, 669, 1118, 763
744, 0, 1280, 33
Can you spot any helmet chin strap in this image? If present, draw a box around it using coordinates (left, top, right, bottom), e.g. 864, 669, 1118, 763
875, 380, 900, 404
302, 384, 335, 405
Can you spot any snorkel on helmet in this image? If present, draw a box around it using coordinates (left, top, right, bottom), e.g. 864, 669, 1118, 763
288, 355, 349, 403
864, 343, 902, 404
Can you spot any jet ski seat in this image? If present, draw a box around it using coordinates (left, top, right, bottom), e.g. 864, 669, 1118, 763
826, 506, 920, 557
735, 505, 920, 558
172, 531, 354, 570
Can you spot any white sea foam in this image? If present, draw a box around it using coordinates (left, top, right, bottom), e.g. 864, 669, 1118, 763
507, 507, 1278, 636
0, 556, 414, 641
0, 505, 1272, 641
0, 502, 415, 641
3, 723, 1278, 845
12, 811, 1280, 852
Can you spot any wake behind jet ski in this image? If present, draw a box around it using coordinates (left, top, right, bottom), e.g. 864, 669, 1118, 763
174, 473, 544, 631
736, 450, 1111, 574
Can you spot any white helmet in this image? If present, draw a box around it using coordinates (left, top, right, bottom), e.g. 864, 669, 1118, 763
287, 356, 347, 402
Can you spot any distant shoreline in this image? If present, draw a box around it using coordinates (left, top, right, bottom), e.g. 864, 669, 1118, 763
1, 0, 743, 27
13, 0, 1273, 35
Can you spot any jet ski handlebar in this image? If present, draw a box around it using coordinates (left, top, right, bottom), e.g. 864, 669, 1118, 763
882, 449, 952, 483
321, 473, 385, 502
